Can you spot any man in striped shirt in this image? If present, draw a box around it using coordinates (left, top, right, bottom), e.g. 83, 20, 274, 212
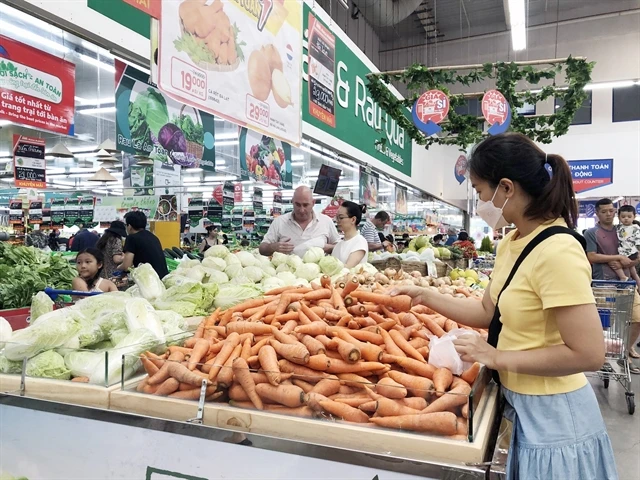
360, 211, 391, 252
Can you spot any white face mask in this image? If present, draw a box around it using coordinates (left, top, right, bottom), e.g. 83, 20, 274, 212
477, 189, 511, 229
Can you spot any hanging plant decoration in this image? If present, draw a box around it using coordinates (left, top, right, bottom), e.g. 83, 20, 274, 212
366, 56, 594, 151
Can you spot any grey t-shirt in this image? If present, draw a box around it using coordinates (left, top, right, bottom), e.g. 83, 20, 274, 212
584, 225, 619, 280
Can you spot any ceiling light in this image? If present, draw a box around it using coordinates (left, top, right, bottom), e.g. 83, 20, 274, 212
135, 158, 154, 166
0, 19, 69, 54
75, 96, 115, 106
78, 106, 116, 115
88, 168, 118, 182
0, 120, 11, 127
188, 168, 204, 173
215, 141, 239, 147
291, 161, 305, 166
0, 178, 14, 183
215, 132, 239, 140
507, 0, 526, 51
584, 80, 639, 90
47, 143, 75, 158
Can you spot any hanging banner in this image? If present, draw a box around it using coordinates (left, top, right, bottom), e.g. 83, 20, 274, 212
188, 196, 205, 227
273, 190, 282, 218
0, 35, 75, 135
153, 160, 182, 195
13, 135, 46, 189
115, 60, 216, 170
307, 12, 336, 128
234, 183, 243, 202
321, 196, 343, 219
95, 196, 159, 221
567, 159, 614, 194
28, 200, 43, 225
78, 197, 95, 225
122, 0, 160, 18
411, 89, 449, 136
482, 89, 511, 135
206, 197, 223, 225
9, 198, 23, 225
50, 198, 65, 227
155, 194, 178, 221
359, 166, 379, 208
158, 0, 302, 145
239, 127, 293, 189
454, 155, 468, 185
123, 153, 154, 196
222, 182, 235, 230
395, 185, 408, 215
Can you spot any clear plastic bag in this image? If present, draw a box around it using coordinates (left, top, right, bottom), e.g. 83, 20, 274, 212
428, 328, 480, 375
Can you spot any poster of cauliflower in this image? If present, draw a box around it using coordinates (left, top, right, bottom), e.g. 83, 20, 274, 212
158, 0, 302, 146
239, 126, 292, 189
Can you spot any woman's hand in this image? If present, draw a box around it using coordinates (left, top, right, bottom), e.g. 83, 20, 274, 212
389, 286, 430, 307
453, 335, 499, 370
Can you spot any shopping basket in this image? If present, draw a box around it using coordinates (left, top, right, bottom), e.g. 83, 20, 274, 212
588, 280, 636, 414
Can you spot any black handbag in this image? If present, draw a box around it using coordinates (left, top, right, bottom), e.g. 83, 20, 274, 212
487, 226, 587, 384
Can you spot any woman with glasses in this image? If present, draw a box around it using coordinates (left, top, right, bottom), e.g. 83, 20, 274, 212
332, 201, 369, 268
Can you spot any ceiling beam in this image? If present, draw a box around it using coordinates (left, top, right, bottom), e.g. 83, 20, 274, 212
502, 0, 511, 30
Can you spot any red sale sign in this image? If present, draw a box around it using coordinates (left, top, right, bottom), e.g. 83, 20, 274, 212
0, 35, 75, 135
481, 89, 509, 126
414, 90, 449, 124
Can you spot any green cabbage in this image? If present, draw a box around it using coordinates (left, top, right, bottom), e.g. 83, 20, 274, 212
235, 250, 258, 267
318, 256, 344, 276
4, 309, 82, 361
125, 298, 165, 342
213, 284, 263, 310
260, 265, 276, 277
203, 244, 229, 259
275, 263, 292, 274
26, 350, 71, 380
271, 251, 288, 267
261, 277, 285, 291
243, 266, 264, 282
303, 247, 325, 264
109, 328, 129, 345
30, 291, 54, 322
276, 271, 297, 286
0, 316, 11, 349
55, 335, 80, 356
162, 273, 191, 289
202, 256, 227, 271
64, 350, 102, 378
177, 258, 200, 270
131, 263, 166, 301
0, 354, 21, 374
225, 253, 241, 266
287, 255, 303, 271
225, 263, 244, 279
295, 263, 321, 281
183, 265, 208, 283
205, 270, 229, 284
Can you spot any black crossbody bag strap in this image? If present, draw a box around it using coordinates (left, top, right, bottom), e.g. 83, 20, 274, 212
487, 226, 586, 384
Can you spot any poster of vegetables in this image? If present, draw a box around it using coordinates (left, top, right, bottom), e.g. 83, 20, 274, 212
158, 0, 302, 146
396, 185, 408, 215
239, 127, 293, 189
359, 166, 379, 208
115, 61, 216, 170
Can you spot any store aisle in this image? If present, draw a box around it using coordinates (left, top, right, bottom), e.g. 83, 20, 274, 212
592, 358, 640, 478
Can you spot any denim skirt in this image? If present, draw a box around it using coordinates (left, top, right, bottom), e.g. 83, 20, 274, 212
503, 383, 618, 480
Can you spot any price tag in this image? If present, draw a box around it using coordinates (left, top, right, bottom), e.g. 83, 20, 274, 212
246, 94, 270, 128
170, 57, 207, 101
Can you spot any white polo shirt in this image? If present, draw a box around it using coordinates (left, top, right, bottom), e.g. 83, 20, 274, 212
262, 212, 340, 258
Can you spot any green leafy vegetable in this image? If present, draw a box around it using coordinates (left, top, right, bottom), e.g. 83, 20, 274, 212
0, 354, 21, 374
26, 350, 71, 380
30, 291, 54, 322
174, 32, 215, 64
131, 87, 169, 138
213, 284, 263, 311
131, 263, 166, 301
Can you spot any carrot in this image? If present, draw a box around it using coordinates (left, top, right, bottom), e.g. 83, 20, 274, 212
248, 371, 291, 384
370, 412, 458, 435
336, 314, 353, 327
451, 376, 470, 390
255, 383, 306, 408
341, 277, 359, 298
258, 345, 281, 386
461, 402, 469, 419
165, 361, 211, 386
331, 395, 372, 408
377, 320, 400, 331
456, 417, 468, 436
274, 294, 294, 317
229, 297, 270, 313
232, 357, 263, 410
168, 346, 192, 356
229, 400, 314, 417
143, 351, 167, 368
154, 377, 180, 396
350, 291, 412, 312
275, 312, 300, 325
376, 377, 408, 399
408, 337, 430, 349
299, 302, 322, 323
417, 346, 430, 358
140, 355, 160, 376
307, 354, 331, 371
394, 356, 436, 379
333, 337, 361, 363
242, 303, 271, 318
208, 332, 241, 381
271, 327, 301, 345
186, 339, 211, 370
280, 319, 298, 335
355, 317, 377, 328
249, 337, 271, 356
310, 375, 341, 397
422, 384, 472, 414
433, 368, 454, 396
347, 329, 384, 345
444, 319, 459, 332
298, 334, 326, 355
303, 288, 332, 302
326, 360, 388, 375
358, 400, 377, 412
269, 339, 310, 365
217, 344, 243, 388
389, 329, 426, 363
168, 386, 218, 400
337, 373, 374, 388
291, 378, 315, 393
237, 337, 251, 361
461, 362, 481, 385
403, 397, 429, 410
400, 312, 421, 327
294, 321, 327, 336
374, 397, 421, 416
194, 321, 206, 339
379, 328, 407, 358
148, 351, 185, 385
415, 313, 446, 337
71, 376, 89, 383
411, 305, 437, 315
263, 286, 297, 296
335, 330, 382, 362
387, 370, 434, 398
319, 399, 369, 423
278, 359, 329, 382
331, 288, 346, 310
226, 322, 273, 336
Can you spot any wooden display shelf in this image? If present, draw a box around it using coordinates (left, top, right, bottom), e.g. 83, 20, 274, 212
110, 382, 499, 465
0, 374, 143, 409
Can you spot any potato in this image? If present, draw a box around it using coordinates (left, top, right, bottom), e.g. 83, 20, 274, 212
247, 50, 272, 101
262, 44, 283, 73
271, 69, 291, 106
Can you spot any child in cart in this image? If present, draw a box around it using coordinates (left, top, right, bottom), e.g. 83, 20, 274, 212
72, 248, 118, 293
612, 205, 640, 290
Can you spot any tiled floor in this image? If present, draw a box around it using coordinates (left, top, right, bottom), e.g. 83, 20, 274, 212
592, 356, 640, 479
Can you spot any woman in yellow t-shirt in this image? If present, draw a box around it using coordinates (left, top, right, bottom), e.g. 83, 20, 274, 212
394, 133, 617, 480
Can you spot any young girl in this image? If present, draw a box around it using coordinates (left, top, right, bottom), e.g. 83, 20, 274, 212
613, 205, 640, 288
332, 201, 368, 268
72, 248, 117, 293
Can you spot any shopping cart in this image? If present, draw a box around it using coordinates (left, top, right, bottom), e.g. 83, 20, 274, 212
589, 280, 636, 414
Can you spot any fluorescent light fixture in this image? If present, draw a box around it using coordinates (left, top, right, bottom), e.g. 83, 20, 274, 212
0, 20, 69, 54
183, 178, 202, 184
215, 132, 239, 140
215, 140, 239, 147
291, 161, 305, 166
205, 175, 238, 181
76, 53, 115, 73
0, 120, 11, 127
292, 154, 305, 160
507, 0, 526, 51
78, 107, 116, 115
187, 168, 204, 173
75, 96, 115, 106
584, 80, 639, 90
0, 178, 14, 183
217, 160, 227, 166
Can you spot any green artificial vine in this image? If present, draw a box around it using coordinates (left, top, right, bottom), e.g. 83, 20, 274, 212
367, 56, 594, 150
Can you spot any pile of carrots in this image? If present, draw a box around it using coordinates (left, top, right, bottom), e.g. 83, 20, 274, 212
135, 275, 484, 440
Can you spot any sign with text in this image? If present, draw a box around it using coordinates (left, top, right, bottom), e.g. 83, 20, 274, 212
395, 185, 408, 215
568, 159, 613, 194
412, 89, 449, 136
9, 198, 23, 225
359, 166, 379, 208
0, 35, 75, 135
28, 200, 43, 224
239, 127, 293, 189
158, 0, 302, 145
123, 0, 160, 19
13, 135, 46, 189
302, 7, 412, 176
